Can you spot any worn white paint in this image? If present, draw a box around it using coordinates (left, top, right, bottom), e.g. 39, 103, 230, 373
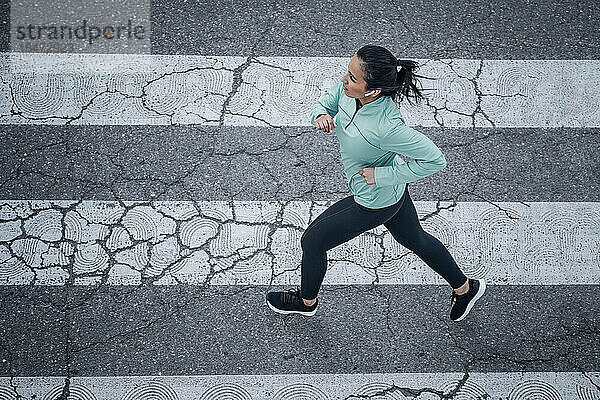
1, 200, 598, 285
1, 372, 599, 399
1, 53, 598, 127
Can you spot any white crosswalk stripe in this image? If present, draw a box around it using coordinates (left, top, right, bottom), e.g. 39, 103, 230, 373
2, 372, 600, 399
1, 200, 598, 285
1, 53, 599, 127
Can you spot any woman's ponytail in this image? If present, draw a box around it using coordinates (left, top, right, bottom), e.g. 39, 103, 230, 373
395, 59, 426, 106
356, 45, 433, 108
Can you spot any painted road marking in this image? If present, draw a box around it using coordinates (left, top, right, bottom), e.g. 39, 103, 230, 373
1, 53, 599, 127
1, 200, 597, 285
1, 372, 599, 399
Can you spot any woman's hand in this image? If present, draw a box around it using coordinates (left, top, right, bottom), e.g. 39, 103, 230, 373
358, 168, 375, 185
315, 114, 337, 132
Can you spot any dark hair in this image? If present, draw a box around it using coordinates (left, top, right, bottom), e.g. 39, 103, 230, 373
356, 44, 433, 106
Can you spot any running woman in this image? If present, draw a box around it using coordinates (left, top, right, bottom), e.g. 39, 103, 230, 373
266, 44, 486, 322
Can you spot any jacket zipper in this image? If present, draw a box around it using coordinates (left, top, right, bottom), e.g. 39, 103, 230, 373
345, 99, 362, 129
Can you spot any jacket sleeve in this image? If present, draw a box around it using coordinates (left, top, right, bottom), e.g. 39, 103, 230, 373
373, 116, 447, 187
309, 81, 343, 126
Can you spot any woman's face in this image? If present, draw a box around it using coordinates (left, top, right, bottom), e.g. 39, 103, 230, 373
341, 54, 368, 98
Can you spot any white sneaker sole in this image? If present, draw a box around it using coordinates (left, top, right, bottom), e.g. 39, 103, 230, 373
454, 278, 486, 322
266, 299, 317, 316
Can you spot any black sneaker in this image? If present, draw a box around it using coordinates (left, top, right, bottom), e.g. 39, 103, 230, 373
266, 287, 318, 316
449, 278, 486, 321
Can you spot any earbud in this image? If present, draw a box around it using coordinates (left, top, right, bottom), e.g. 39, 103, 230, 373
364, 90, 376, 96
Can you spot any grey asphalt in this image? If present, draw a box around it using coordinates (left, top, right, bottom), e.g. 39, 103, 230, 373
0, 126, 597, 201
149, 0, 597, 59
0, 0, 599, 58
1, 285, 599, 376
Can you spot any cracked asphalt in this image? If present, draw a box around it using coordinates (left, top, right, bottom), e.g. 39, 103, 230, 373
0, 0, 599, 398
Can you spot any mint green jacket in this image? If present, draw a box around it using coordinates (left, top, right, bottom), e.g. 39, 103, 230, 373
309, 80, 447, 209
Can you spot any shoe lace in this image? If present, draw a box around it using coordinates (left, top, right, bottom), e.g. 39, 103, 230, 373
283, 287, 301, 305
450, 291, 457, 306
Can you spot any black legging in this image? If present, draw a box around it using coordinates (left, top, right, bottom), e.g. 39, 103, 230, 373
299, 184, 468, 300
